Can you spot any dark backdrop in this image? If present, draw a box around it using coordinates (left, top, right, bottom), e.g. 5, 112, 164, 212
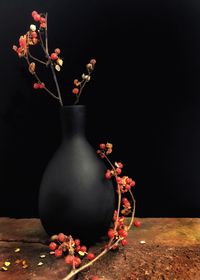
0, 0, 200, 217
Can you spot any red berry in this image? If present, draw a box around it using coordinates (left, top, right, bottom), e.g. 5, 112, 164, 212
121, 239, 128, 246
125, 184, 131, 190
33, 83, 39, 89
80, 245, 87, 252
118, 229, 128, 238
54, 48, 61, 54
72, 88, 79, 95
31, 31, 37, 38
40, 17, 46, 23
73, 79, 79, 85
54, 249, 63, 257
75, 245, 81, 252
105, 171, 111, 179
91, 276, 99, 280
74, 256, 81, 267
99, 143, 106, 150
58, 233, 65, 242
33, 14, 41, 22
65, 254, 73, 265
122, 197, 128, 203
117, 162, 123, 168
107, 229, 115, 239
49, 242, 57, 251
134, 220, 141, 227
130, 180, 136, 187
87, 252, 95, 260
116, 176, 122, 184
32, 11, 38, 17
39, 82, 45, 89
100, 153, 105, 159
40, 22, 47, 29
126, 177, 131, 184
32, 38, 38, 45
50, 52, 58, 60
115, 168, 122, 175
74, 239, 80, 246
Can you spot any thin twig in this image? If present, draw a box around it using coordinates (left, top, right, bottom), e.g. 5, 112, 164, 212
38, 30, 47, 56
45, 13, 49, 54
25, 56, 59, 100
28, 51, 47, 65
50, 62, 63, 106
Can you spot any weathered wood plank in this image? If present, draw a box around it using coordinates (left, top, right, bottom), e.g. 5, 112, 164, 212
0, 218, 199, 280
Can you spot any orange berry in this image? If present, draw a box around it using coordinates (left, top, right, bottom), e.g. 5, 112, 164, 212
72, 88, 79, 95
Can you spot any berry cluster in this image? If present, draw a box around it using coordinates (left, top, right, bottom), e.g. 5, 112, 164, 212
32, 10, 47, 29
72, 59, 96, 104
50, 48, 63, 72
96, 142, 113, 158
33, 82, 45, 89
49, 233, 95, 269
107, 211, 128, 248
97, 143, 136, 193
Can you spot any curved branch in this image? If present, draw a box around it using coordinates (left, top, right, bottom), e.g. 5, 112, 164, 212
62, 153, 136, 280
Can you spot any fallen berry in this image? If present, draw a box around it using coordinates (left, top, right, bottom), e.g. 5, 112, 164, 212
134, 220, 141, 227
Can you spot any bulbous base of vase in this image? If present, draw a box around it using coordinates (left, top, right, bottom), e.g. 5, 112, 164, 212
39, 105, 116, 245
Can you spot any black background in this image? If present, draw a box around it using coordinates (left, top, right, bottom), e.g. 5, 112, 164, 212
0, 0, 200, 218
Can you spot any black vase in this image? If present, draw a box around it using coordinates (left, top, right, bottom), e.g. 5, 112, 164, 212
38, 105, 115, 245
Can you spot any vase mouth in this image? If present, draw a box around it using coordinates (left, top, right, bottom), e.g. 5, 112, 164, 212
62, 105, 86, 109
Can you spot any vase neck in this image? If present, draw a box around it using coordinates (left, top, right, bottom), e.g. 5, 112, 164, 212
60, 105, 86, 138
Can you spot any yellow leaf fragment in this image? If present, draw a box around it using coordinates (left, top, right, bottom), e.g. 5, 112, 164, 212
4, 261, 11, 267
22, 264, 28, 269
1, 266, 8, 271
78, 251, 85, 256
55, 64, 61, 71
57, 58, 63, 66
29, 62, 36, 74
15, 248, 20, 253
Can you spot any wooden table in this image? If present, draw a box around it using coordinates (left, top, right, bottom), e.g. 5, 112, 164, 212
0, 218, 200, 280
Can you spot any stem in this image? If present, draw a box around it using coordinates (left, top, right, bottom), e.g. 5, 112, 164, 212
45, 13, 49, 54
38, 30, 47, 56
74, 79, 87, 105
127, 190, 136, 231
73, 67, 93, 105
37, 17, 63, 106
50, 62, 63, 106
25, 56, 59, 100
28, 51, 47, 65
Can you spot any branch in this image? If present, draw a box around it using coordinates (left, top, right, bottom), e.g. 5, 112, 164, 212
25, 56, 59, 100
62, 150, 136, 280
50, 62, 63, 106
28, 51, 47, 65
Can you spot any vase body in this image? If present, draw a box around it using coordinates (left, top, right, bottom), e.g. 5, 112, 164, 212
39, 105, 115, 244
